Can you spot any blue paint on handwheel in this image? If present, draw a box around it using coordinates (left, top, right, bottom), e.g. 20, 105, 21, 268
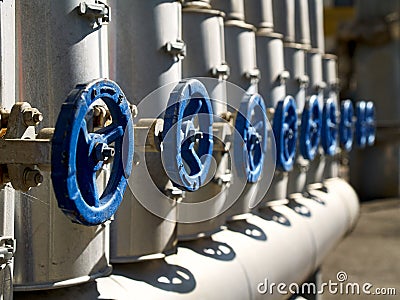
321, 99, 338, 156
51, 79, 134, 226
235, 93, 268, 183
300, 95, 322, 160
339, 100, 354, 152
273, 96, 298, 172
162, 79, 214, 192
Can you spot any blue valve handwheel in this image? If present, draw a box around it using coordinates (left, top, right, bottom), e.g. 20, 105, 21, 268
339, 100, 354, 152
321, 98, 338, 156
235, 93, 268, 183
51, 79, 134, 226
355, 101, 367, 148
300, 95, 321, 160
162, 79, 213, 192
273, 96, 298, 172
366, 101, 376, 146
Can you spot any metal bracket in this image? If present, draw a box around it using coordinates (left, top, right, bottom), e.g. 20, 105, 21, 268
210, 63, 230, 80
0, 237, 14, 266
296, 75, 309, 87
134, 118, 164, 153
244, 68, 261, 83
78, 1, 111, 26
314, 81, 327, 92
278, 70, 290, 84
165, 40, 186, 60
212, 122, 232, 153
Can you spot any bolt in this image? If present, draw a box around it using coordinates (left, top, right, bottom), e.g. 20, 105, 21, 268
95, 143, 115, 161
23, 108, 43, 126
221, 112, 233, 122
249, 133, 260, 145
190, 132, 203, 143
129, 104, 138, 119
24, 169, 43, 188
93, 106, 106, 117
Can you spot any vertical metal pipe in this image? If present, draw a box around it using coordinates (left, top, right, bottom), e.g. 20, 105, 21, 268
212, 0, 245, 21
223, 19, 261, 218
179, 7, 230, 239
304, 0, 326, 186
284, 0, 311, 197
14, 0, 111, 290
285, 43, 309, 196
0, 1, 15, 298
308, 0, 325, 53
273, 0, 295, 42
295, 0, 311, 46
244, 0, 274, 30
322, 55, 339, 179
108, 0, 182, 262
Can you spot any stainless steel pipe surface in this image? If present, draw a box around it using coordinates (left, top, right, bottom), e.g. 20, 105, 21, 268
14, 0, 111, 290
180, 8, 230, 240
294, 0, 311, 46
14, 179, 360, 299
212, 0, 245, 21
244, 0, 274, 30
0, 1, 15, 298
109, 0, 181, 263
256, 30, 287, 108
307, 0, 325, 53
272, 0, 295, 42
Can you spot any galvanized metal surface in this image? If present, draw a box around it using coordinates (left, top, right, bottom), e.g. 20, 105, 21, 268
308, 0, 325, 52
14, 0, 111, 290
306, 50, 325, 106
256, 31, 288, 108
212, 0, 245, 21
0, 1, 15, 298
273, 0, 295, 42
224, 20, 258, 94
244, 0, 274, 30
284, 44, 308, 110
179, 8, 230, 239
294, 0, 311, 46
108, 0, 183, 118
108, 0, 182, 263
14, 178, 360, 299
182, 7, 228, 116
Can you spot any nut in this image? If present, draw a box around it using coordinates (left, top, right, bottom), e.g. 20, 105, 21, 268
23, 108, 43, 126
24, 169, 43, 188
129, 104, 138, 119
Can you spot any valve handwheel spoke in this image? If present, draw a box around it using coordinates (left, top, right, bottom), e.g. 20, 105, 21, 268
273, 96, 298, 172
300, 95, 321, 160
162, 79, 214, 192
339, 100, 354, 152
235, 93, 268, 183
355, 101, 367, 148
51, 79, 134, 226
366, 101, 376, 146
95, 123, 124, 144
321, 98, 338, 156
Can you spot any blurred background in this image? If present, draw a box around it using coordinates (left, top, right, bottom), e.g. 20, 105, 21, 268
321, 1, 399, 298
